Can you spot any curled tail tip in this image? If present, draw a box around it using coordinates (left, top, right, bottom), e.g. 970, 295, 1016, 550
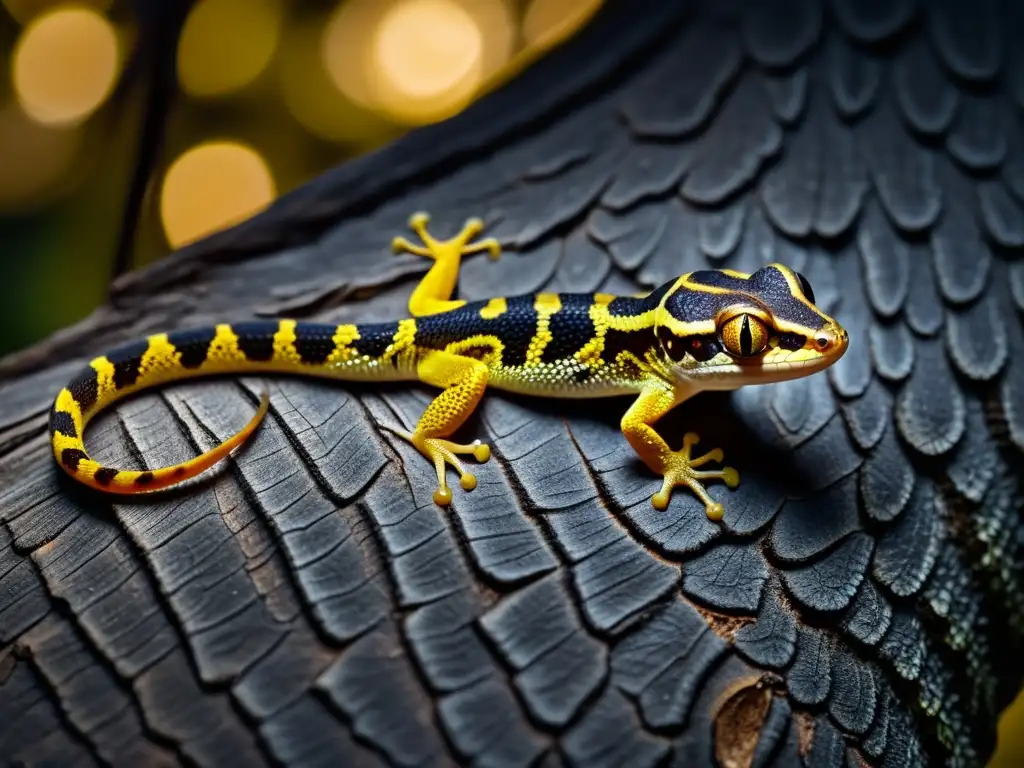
120, 392, 270, 492
56, 393, 272, 495
146, 392, 270, 490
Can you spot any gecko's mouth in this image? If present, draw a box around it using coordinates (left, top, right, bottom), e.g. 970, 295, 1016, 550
752, 355, 843, 377
678, 336, 848, 388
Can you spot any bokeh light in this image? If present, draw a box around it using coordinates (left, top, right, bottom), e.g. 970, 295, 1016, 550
1, 0, 110, 25
0, 103, 81, 213
458, 0, 516, 81
370, 0, 483, 123
0, 0, 615, 357
522, 0, 603, 49
160, 141, 276, 249
11, 6, 120, 126
280, 16, 399, 148
322, 0, 514, 127
177, 0, 282, 98
321, 0, 387, 111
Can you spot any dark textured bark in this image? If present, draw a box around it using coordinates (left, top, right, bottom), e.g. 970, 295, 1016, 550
2, 1, 1023, 766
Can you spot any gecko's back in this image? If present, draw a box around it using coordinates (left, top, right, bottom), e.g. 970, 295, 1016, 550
413, 291, 659, 398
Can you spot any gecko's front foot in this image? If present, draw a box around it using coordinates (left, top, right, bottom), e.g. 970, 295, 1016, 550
651, 432, 739, 521
392, 212, 501, 263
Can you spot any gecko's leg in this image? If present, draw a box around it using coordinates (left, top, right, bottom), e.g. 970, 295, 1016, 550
392, 211, 501, 317
385, 350, 491, 506
621, 384, 739, 521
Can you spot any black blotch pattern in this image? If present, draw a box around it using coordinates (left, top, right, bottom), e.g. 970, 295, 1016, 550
49, 411, 77, 439
60, 448, 87, 471
112, 359, 143, 389
605, 326, 654, 363
106, 339, 149, 390
749, 266, 824, 328
606, 295, 646, 316
231, 321, 279, 362
778, 332, 807, 350
416, 302, 490, 349
348, 321, 399, 359
134, 472, 155, 486
656, 326, 721, 362
687, 334, 722, 362
416, 297, 539, 365
94, 468, 118, 486
542, 294, 596, 363
657, 326, 687, 362
68, 369, 99, 413
573, 368, 592, 383
293, 323, 339, 365
497, 296, 539, 366
168, 327, 217, 368
664, 289, 738, 323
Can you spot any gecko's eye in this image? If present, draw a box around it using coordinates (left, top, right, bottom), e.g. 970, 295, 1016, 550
795, 272, 815, 304
720, 314, 768, 357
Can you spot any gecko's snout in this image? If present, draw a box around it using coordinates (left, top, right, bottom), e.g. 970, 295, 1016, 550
813, 324, 848, 357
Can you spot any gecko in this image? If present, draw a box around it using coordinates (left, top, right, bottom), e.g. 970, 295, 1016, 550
50, 213, 848, 520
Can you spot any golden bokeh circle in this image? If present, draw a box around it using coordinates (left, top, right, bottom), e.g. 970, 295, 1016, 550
322, 0, 514, 126
280, 16, 398, 147
177, 0, 282, 97
321, 0, 383, 110
160, 141, 276, 249
12, 6, 121, 126
372, 0, 483, 101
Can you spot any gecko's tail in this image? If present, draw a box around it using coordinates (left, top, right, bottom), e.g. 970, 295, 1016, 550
51, 391, 269, 494
50, 318, 418, 494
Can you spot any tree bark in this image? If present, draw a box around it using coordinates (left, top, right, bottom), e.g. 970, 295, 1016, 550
1, 1, 1022, 765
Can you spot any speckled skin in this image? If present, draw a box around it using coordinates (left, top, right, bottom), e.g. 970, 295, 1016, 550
50, 214, 847, 517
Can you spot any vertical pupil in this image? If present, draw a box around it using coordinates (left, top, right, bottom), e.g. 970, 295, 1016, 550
739, 315, 753, 356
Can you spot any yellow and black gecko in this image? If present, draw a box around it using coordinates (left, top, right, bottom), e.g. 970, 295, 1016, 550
50, 213, 848, 520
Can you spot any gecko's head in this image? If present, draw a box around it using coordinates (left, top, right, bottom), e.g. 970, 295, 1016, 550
652, 263, 848, 389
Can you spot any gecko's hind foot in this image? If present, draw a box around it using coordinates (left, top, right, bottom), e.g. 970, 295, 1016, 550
392, 212, 501, 262
389, 428, 491, 506
650, 432, 739, 521
420, 437, 491, 506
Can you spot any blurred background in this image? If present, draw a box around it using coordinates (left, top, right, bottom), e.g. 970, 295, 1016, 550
0, 1, 1022, 764
0, 0, 601, 358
